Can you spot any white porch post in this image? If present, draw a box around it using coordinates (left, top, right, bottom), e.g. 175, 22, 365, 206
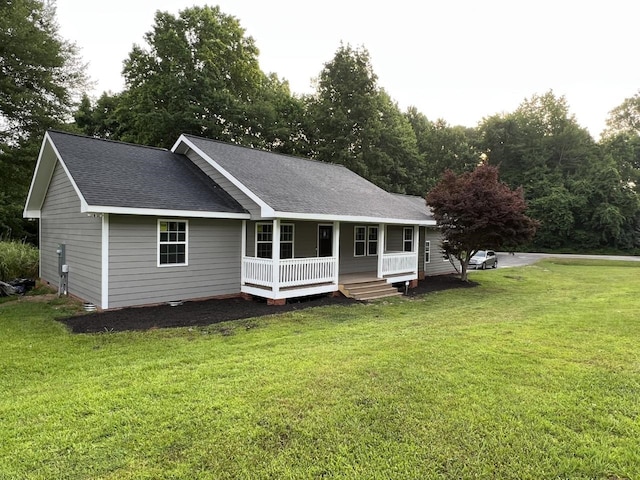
272, 218, 281, 296
413, 225, 420, 273
333, 221, 340, 284
101, 213, 109, 310
241, 220, 247, 285
377, 223, 385, 278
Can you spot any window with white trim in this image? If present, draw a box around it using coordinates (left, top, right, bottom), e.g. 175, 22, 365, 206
280, 224, 294, 259
403, 227, 414, 252
256, 223, 294, 259
158, 220, 188, 266
256, 223, 273, 258
354, 226, 378, 256
424, 240, 431, 264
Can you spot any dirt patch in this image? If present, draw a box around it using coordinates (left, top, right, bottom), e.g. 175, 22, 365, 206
59, 274, 475, 334
19, 293, 59, 303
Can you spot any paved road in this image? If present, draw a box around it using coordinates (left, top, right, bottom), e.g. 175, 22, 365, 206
496, 252, 640, 268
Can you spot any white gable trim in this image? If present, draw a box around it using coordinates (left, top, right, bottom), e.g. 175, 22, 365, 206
171, 135, 276, 218
23, 132, 89, 218
271, 211, 436, 226
83, 205, 250, 219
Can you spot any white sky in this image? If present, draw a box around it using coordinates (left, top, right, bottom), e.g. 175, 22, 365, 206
54, 0, 640, 139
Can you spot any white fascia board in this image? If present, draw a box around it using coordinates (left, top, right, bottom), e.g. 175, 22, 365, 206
83, 205, 250, 219
271, 211, 436, 226
171, 135, 275, 218
23, 134, 49, 218
23, 209, 41, 219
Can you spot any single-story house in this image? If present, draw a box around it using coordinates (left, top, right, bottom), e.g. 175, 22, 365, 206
23, 130, 456, 309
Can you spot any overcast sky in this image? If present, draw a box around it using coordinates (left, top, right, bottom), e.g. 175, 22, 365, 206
55, 0, 640, 139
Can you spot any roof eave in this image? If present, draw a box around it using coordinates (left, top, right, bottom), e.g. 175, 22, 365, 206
84, 205, 250, 220
270, 211, 436, 225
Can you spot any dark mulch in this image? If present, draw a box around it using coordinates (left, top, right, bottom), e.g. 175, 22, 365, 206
59, 274, 475, 334
404, 273, 478, 297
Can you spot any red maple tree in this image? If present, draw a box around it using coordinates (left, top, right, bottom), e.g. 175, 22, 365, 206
426, 164, 539, 281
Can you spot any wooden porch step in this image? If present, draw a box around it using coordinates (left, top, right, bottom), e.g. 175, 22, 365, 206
340, 279, 402, 301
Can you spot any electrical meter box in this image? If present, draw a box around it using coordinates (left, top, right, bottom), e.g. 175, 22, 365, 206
56, 244, 66, 276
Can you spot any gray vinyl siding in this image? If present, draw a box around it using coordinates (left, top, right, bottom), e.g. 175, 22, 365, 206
108, 215, 242, 308
387, 225, 415, 252
186, 150, 261, 217
40, 161, 102, 306
423, 227, 458, 276
339, 224, 378, 274
293, 221, 318, 257
246, 221, 255, 257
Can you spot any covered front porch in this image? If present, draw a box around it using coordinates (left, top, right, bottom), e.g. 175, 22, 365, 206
240, 219, 420, 303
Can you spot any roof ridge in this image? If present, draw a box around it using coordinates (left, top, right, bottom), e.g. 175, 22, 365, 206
48, 129, 169, 152
182, 133, 352, 171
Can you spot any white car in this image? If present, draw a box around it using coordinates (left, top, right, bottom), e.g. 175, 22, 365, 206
469, 250, 498, 269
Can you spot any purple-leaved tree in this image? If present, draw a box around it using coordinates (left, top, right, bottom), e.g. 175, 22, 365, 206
426, 164, 539, 281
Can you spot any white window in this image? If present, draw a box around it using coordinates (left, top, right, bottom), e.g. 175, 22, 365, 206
280, 224, 294, 259
424, 240, 431, 264
256, 223, 273, 258
158, 220, 188, 266
403, 227, 414, 252
256, 223, 294, 259
355, 226, 378, 257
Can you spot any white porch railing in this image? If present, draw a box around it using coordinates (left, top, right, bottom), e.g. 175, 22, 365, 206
242, 256, 337, 289
242, 257, 274, 287
279, 257, 337, 287
381, 251, 418, 276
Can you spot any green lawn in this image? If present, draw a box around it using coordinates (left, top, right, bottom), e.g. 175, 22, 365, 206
1, 259, 639, 479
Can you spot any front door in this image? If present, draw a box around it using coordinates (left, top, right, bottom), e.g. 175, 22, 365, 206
318, 225, 333, 257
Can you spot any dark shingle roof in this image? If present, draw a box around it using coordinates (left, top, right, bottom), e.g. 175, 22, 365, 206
391, 193, 435, 220
183, 135, 433, 222
48, 131, 245, 214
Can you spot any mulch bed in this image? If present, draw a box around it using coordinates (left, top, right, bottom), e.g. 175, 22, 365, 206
59, 274, 476, 334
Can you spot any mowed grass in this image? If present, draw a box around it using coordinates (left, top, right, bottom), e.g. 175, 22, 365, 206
1, 260, 639, 479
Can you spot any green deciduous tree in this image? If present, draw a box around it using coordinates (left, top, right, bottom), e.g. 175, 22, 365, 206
426, 164, 538, 281
406, 108, 480, 194
306, 44, 420, 193
103, 5, 305, 151
0, 0, 87, 240
479, 91, 597, 189
0, 0, 85, 144
571, 156, 640, 249
119, 5, 262, 147
604, 91, 640, 137
74, 92, 126, 140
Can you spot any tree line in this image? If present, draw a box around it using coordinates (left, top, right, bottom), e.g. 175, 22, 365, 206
2, 1, 639, 252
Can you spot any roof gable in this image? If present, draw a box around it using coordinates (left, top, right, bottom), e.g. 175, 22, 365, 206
25, 131, 248, 219
174, 135, 435, 224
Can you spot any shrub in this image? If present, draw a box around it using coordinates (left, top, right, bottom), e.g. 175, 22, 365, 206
0, 241, 39, 282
